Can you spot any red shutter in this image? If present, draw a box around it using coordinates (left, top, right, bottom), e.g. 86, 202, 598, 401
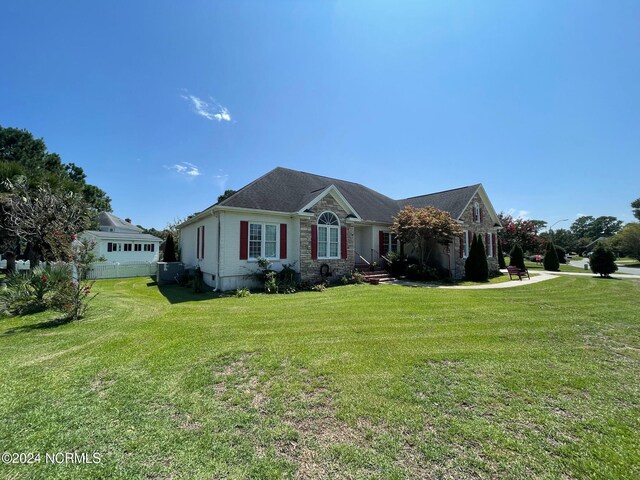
341, 226, 348, 259
379, 230, 385, 256
280, 223, 287, 259
196, 227, 200, 259
459, 235, 464, 258
311, 224, 318, 260
201, 225, 205, 259
239, 221, 248, 260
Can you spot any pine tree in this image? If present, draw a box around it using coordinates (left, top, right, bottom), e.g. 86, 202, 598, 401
163, 233, 177, 262
465, 233, 489, 281
509, 244, 526, 270
589, 244, 618, 277
497, 241, 506, 269
543, 241, 560, 271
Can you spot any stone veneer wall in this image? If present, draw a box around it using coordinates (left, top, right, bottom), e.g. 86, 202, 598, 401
299, 195, 355, 284
453, 193, 499, 279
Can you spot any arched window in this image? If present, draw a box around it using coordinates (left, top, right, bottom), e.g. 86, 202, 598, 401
318, 212, 340, 258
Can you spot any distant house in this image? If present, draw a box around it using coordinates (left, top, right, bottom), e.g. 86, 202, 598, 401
82, 212, 162, 263
179, 167, 502, 290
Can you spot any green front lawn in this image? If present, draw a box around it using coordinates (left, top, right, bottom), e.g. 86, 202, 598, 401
1, 277, 639, 479
525, 260, 592, 273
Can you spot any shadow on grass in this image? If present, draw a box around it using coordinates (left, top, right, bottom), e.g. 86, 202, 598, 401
150, 282, 221, 304
3, 316, 73, 336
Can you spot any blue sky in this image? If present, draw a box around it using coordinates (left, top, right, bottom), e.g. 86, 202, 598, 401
1, 1, 639, 229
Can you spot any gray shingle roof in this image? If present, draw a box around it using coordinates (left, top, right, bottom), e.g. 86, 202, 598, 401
83, 231, 162, 241
213, 167, 481, 223
98, 212, 143, 233
397, 184, 481, 220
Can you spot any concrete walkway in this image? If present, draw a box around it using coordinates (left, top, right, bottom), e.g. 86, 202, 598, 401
389, 268, 640, 290
390, 272, 558, 290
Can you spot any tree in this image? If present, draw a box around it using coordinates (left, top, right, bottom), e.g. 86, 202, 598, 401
589, 244, 618, 277
163, 233, 177, 262
609, 223, 640, 261
497, 241, 506, 269
571, 215, 623, 241
465, 233, 489, 281
632, 198, 640, 221
0, 125, 111, 213
217, 189, 237, 203
497, 212, 544, 254
509, 244, 526, 270
392, 206, 463, 264
540, 228, 577, 252
1, 179, 93, 265
543, 241, 560, 271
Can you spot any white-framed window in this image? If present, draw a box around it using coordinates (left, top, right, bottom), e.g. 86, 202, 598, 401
487, 233, 494, 257
463, 231, 470, 257
248, 222, 279, 260
318, 212, 340, 259
473, 202, 481, 223
383, 232, 398, 255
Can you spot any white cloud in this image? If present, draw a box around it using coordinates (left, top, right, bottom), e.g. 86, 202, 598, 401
165, 162, 202, 177
507, 208, 530, 219
180, 93, 232, 122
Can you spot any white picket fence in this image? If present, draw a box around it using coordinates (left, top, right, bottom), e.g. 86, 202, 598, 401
86, 262, 157, 280
0, 259, 31, 271
1, 258, 156, 280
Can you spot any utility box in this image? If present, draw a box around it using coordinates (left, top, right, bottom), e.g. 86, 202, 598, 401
157, 262, 185, 285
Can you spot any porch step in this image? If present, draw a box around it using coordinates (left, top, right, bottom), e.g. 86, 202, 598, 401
359, 270, 395, 285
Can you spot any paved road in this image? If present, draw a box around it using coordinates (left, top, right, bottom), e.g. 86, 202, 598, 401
569, 259, 640, 276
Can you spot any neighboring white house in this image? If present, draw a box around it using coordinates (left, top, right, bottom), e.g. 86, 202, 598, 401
179, 167, 502, 291
82, 212, 163, 263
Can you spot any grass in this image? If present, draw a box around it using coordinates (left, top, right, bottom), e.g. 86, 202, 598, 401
452, 273, 516, 286
524, 260, 592, 274
1, 276, 639, 479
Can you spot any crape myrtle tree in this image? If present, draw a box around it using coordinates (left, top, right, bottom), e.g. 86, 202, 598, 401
392, 205, 463, 265
1, 179, 93, 265
497, 213, 544, 254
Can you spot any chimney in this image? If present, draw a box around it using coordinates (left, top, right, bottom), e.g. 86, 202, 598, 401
125, 218, 132, 223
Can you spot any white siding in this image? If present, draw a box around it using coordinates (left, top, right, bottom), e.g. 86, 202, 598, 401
180, 210, 301, 291
179, 213, 219, 287
84, 235, 161, 263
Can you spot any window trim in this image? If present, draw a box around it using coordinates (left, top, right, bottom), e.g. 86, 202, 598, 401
463, 230, 470, 258
382, 232, 399, 255
473, 202, 481, 223
317, 211, 340, 259
247, 222, 280, 261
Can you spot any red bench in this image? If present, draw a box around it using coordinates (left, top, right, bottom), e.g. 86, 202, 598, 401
507, 266, 530, 280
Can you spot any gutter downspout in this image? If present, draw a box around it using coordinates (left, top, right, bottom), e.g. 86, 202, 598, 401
215, 212, 221, 291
